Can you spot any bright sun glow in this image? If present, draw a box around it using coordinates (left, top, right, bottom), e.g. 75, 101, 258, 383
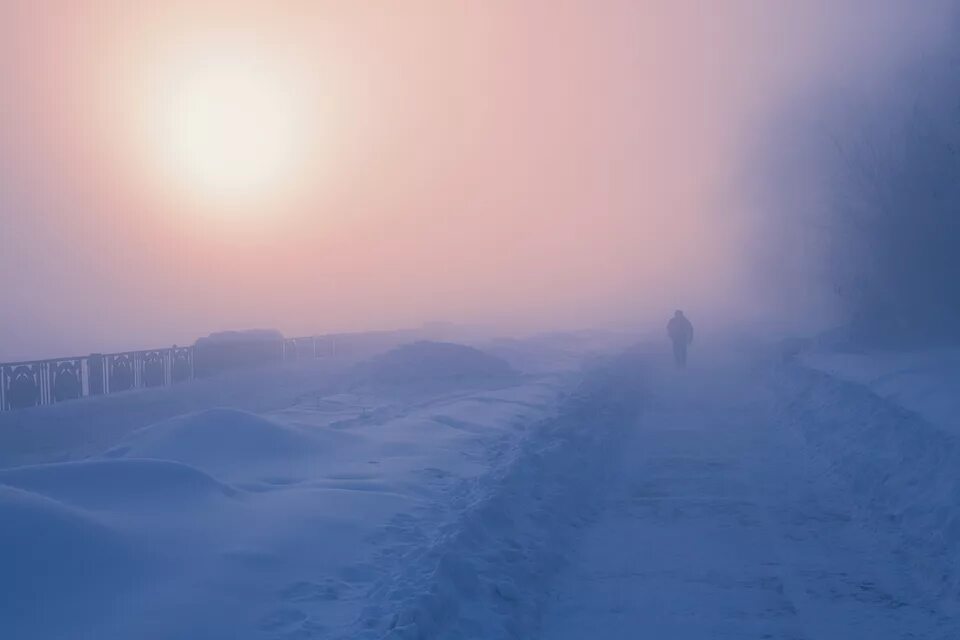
145, 45, 313, 210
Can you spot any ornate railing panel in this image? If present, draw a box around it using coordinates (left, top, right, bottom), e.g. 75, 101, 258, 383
2, 363, 44, 410
282, 337, 323, 361
0, 333, 338, 412
51, 359, 84, 403
0, 346, 197, 412
107, 353, 136, 393
142, 350, 165, 388
171, 347, 193, 383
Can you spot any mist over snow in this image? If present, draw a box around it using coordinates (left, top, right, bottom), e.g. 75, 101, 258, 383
1, 1, 953, 359
746, 0, 960, 341
5, 3, 960, 640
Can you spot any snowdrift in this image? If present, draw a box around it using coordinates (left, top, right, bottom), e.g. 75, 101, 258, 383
782, 363, 960, 608
0, 458, 234, 511
802, 348, 960, 434
0, 337, 574, 639
357, 350, 645, 639
357, 341, 515, 384
481, 331, 634, 373
0, 486, 143, 634
0, 485, 135, 571
105, 407, 319, 469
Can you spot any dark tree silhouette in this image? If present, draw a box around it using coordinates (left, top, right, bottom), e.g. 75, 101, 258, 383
758, 9, 960, 348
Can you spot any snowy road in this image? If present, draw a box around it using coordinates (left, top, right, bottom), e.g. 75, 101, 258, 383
4, 340, 958, 639
539, 351, 955, 640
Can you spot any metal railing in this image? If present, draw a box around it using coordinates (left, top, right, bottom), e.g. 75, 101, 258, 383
0, 334, 338, 412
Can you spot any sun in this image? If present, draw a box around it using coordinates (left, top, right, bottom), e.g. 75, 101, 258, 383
143, 44, 313, 211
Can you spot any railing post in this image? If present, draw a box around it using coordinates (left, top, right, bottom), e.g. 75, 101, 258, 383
88, 354, 105, 396
41, 362, 51, 406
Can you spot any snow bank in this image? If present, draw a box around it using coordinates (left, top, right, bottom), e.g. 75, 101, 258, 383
357, 341, 515, 384
781, 361, 960, 610
0, 458, 234, 511
802, 348, 960, 435
0, 337, 579, 639
0, 485, 135, 571
478, 330, 636, 374
105, 407, 320, 470
0, 486, 143, 635
0, 356, 350, 470
353, 350, 646, 639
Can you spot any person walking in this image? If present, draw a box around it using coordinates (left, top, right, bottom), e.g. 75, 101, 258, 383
667, 310, 694, 367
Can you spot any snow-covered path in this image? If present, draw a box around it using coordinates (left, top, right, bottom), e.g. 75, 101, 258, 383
539, 351, 955, 639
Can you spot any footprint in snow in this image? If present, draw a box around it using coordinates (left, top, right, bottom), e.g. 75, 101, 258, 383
280, 579, 345, 602
258, 607, 307, 631
261, 476, 305, 486
419, 467, 452, 480
338, 563, 378, 584
273, 619, 328, 639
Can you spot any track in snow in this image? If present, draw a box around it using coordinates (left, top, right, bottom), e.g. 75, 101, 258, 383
539, 349, 955, 640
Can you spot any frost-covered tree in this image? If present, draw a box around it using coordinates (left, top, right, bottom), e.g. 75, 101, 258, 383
758, 13, 960, 347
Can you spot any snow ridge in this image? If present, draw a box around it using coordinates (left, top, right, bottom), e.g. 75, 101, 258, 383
349, 351, 646, 640
781, 364, 960, 613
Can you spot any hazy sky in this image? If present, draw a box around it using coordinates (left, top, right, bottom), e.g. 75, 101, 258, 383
0, 1, 952, 360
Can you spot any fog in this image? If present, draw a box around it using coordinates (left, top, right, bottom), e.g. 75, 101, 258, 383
0, 1, 953, 361
752, 1, 960, 344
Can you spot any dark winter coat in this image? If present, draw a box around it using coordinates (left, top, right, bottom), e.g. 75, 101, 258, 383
667, 315, 694, 345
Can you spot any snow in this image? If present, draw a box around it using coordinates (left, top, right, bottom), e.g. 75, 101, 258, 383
104, 408, 325, 477
365, 349, 646, 640
784, 350, 960, 615
0, 339, 586, 639
0, 357, 356, 469
2, 336, 959, 638
540, 349, 955, 639
0, 485, 147, 636
356, 341, 516, 384
801, 348, 960, 434
0, 458, 236, 509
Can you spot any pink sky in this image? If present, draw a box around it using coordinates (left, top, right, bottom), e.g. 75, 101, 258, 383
0, 1, 951, 360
